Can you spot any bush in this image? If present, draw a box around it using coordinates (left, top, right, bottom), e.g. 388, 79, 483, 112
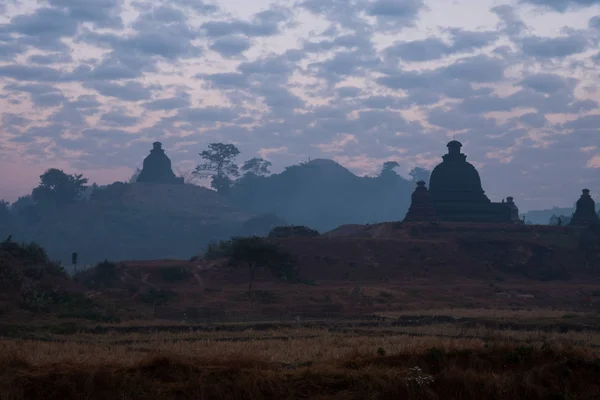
80, 260, 120, 289
268, 225, 320, 239
203, 240, 234, 260
21, 287, 98, 314
140, 288, 177, 305
158, 266, 192, 282
1, 240, 52, 266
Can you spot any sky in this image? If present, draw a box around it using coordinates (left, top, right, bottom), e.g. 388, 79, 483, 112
0, 0, 599, 212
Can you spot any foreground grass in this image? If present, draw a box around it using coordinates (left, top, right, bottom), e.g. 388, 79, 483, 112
2, 321, 600, 399
1, 341, 599, 399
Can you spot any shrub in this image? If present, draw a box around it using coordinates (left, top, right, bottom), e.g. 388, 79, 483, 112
80, 260, 119, 289
140, 288, 177, 305
158, 266, 192, 282
0, 240, 55, 267
203, 240, 233, 260
268, 225, 320, 239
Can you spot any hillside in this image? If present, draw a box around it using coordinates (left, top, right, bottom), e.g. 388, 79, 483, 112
49, 221, 600, 322
3, 183, 271, 266
90, 182, 248, 221
230, 159, 414, 231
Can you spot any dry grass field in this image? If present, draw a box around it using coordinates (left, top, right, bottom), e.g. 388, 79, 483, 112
2, 310, 600, 400
3, 222, 600, 399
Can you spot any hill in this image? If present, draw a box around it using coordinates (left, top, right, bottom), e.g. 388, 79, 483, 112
3, 183, 279, 266
50, 221, 600, 322
230, 159, 414, 232
0, 240, 114, 321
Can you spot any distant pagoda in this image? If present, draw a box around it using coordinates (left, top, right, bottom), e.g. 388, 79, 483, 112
136, 142, 184, 184
570, 189, 600, 227
404, 180, 438, 222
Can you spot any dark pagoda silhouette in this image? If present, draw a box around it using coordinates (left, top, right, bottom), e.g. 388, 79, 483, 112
136, 142, 184, 184
569, 189, 600, 227
426, 140, 520, 223
403, 180, 438, 222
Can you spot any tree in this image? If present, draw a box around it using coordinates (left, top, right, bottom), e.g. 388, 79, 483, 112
206, 236, 296, 297
129, 168, 141, 183
32, 169, 88, 207
549, 214, 571, 226
0, 200, 10, 224
409, 167, 431, 184
241, 158, 272, 177
193, 143, 240, 194
175, 168, 200, 185
381, 161, 399, 175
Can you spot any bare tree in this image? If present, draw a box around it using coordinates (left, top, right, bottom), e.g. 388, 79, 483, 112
175, 168, 200, 185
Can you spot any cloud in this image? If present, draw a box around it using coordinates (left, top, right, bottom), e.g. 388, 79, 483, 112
48, 0, 123, 28
0, 0, 598, 211
385, 28, 498, 63
518, 112, 548, 128
209, 35, 252, 57
520, 0, 600, 12
518, 73, 573, 93
27, 53, 73, 64
0, 65, 63, 81
84, 81, 155, 101
171, 107, 239, 124
100, 110, 140, 127
143, 94, 191, 111
200, 72, 249, 89
491, 5, 527, 37
201, 7, 292, 37
520, 34, 589, 58
377, 55, 506, 93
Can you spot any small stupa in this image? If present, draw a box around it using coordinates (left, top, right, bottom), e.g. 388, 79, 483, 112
404, 180, 438, 222
570, 189, 600, 227
136, 142, 184, 184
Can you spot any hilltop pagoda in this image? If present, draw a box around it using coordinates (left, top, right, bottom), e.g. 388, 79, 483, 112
570, 189, 600, 227
404, 180, 438, 222
427, 140, 520, 223
136, 142, 184, 184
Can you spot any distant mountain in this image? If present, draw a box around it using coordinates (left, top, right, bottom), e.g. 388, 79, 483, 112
524, 205, 600, 225
229, 158, 414, 232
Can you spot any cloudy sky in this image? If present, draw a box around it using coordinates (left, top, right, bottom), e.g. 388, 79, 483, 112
0, 0, 599, 211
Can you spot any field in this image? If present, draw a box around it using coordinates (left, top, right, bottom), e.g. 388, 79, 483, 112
2, 222, 600, 399
2, 307, 600, 400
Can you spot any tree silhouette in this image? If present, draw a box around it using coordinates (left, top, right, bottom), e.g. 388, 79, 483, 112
208, 236, 296, 297
32, 169, 88, 207
409, 167, 431, 184
0, 200, 10, 224
241, 158, 272, 177
129, 168, 141, 183
193, 143, 240, 194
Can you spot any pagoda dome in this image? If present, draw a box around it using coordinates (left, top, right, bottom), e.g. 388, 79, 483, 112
429, 140, 489, 203
136, 142, 183, 184
576, 189, 595, 211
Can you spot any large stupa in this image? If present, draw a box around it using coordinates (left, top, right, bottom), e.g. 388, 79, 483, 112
423, 140, 520, 223
136, 142, 184, 184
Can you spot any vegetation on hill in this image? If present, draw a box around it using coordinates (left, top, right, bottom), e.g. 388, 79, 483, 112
0, 143, 423, 264
0, 239, 117, 321
205, 236, 298, 296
